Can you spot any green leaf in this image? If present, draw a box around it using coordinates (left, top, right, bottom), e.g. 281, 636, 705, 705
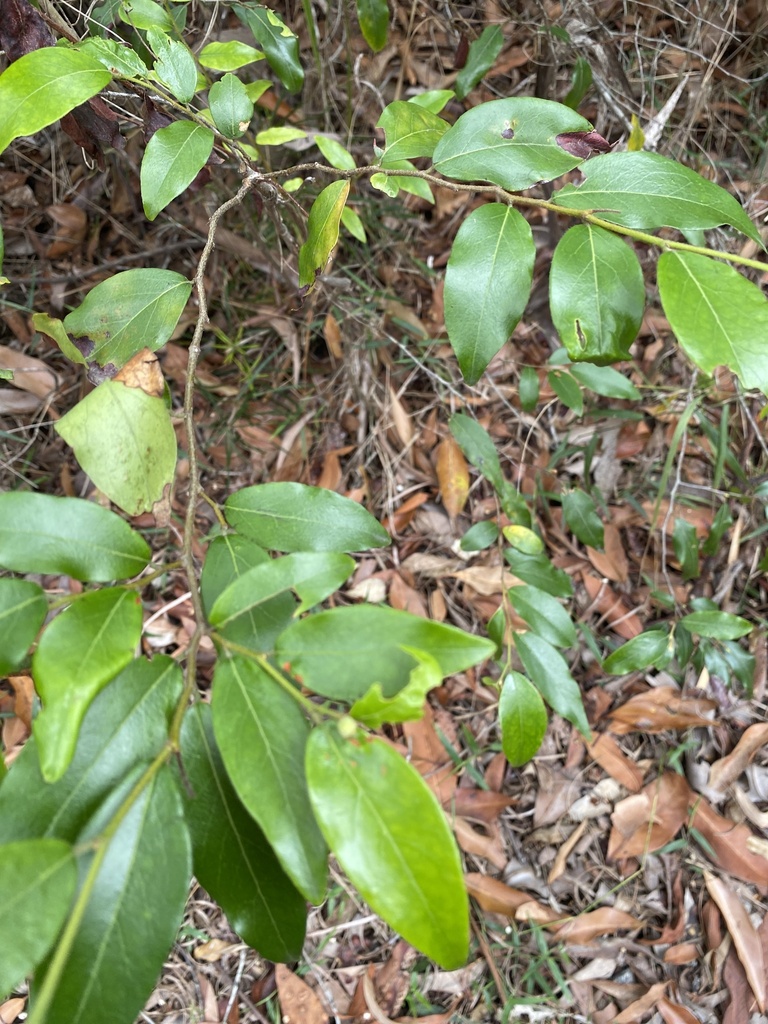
508, 586, 576, 648
680, 610, 752, 640
198, 40, 265, 71
0, 47, 111, 156
141, 120, 214, 220
449, 412, 511, 496
0, 579, 47, 676
31, 312, 85, 365
551, 152, 761, 244
357, 0, 389, 51
232, 4, 303, 93
603, 630, 671, 674
377, 101, 449, 163
255, 126, 307, 144
210, 551, 354, 625
276, 605, 495, 701
202, 535, 296, 652
60, 268, 192, 368
454, 25, 504, 100
519, 365, 540, 411
298, 180, 350, 289
55, 381, 177, 516
78, 38, 148, 78
408, 89, 454, 114
341, 205, 367, 242
212, 657, 327, 903
657, 252, 768, 394
550, 225, 645, 365
562, 488, 604, 548
444, 204, 534, 385
370, 160, 435, 203
0, 493, 149, 581
37, 767, 191, 1024
433, 97, 593, 191
180, 703, 306, 961
499, 672, 548, 767
502, 525, 543, 555
568, 362, 641, 400
225, 482, 389, 552
147, 27, 197, 102
306, 725, 468, 968
0, 838, 77, 998
208, 73, 254, 138
548, 368, 583, 415
32, 588, 143, 782
563, 56, 592, 109
0, 657, 183, 845
119, 0, 174, 31
349, 647, 441, 727
314, 135, 356, 170
460, 519, 499, 552
514, 632, 591, 737
673, 518, 699, 581
505, 549, 573, 598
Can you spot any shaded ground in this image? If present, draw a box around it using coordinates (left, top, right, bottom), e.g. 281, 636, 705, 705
2, 1, 768, 1022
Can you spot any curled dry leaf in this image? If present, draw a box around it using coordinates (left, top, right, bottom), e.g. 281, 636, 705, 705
689, 798, 768, 887
608, 772, 691, 861
704, 871, 766, 1012
587, 732, 644, 793
609, 686, 717, 735
464, 873, 532, 915
581, 572, 642, 638
554, 906, 643, 944
114, 348, 165, 397
453, 817, 507, 871
708, 723, 768, 792
435, 435, 469, 519
587, 522, 629, 582
0, 344, 59, 401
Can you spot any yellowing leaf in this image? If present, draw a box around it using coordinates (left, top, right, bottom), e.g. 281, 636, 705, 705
436, 435, 469, 518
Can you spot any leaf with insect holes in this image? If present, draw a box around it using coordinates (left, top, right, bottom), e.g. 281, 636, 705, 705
433, 97, 594, 191
550, 225, 645, 365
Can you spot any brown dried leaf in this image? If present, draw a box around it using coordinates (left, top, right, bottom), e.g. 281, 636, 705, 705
323, 311, 342, 359
690, 799, 768, 886
663, 943, 699, 965
402, 703, 456, 805
7, 675, 35, 729
613, 981, 668, 1023
587, 732, 644, 792
514, 901, 563, 926
0, 344, 58, 401
642, 499, 712, 538
581, 573, 642, 638
704, 871, 766, 1011
453, 817, 506, 871
555, 907, 643, 944
656, 997, 700, 1024
435, 436, 469, 519
44, 202, 87, 258
275, 964, 326, 1024
587, 523, 629, 582
608, 772, 691, 861
451, 788, 516, 823
709, 723, 768, 792
389, 573, 428, 617
0, 0, 54, 60
0, 997, 26, 1024
194, 938, 237, 963
452, 564, 517, 596
114, 348, 164, 397
548, 819, 588, 883
381, 491, 430, 534
464, 874, 532, 915
608, 686, 717, 735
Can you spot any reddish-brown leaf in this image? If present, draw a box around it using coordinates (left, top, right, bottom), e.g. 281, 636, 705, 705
452, 787, 516, 823
555, 907, 643, 944
608, 772, 691, 861
656, 996, 700, 1024
0, 0, 54, 60
587, 732, 644, 792
704, 871, 766, 1011
608, 686, 717, 734
275, 964, 326, 1024
689, 799, 768, 886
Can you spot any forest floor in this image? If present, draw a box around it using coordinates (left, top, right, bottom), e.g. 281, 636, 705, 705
2, 1, 768, 1023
